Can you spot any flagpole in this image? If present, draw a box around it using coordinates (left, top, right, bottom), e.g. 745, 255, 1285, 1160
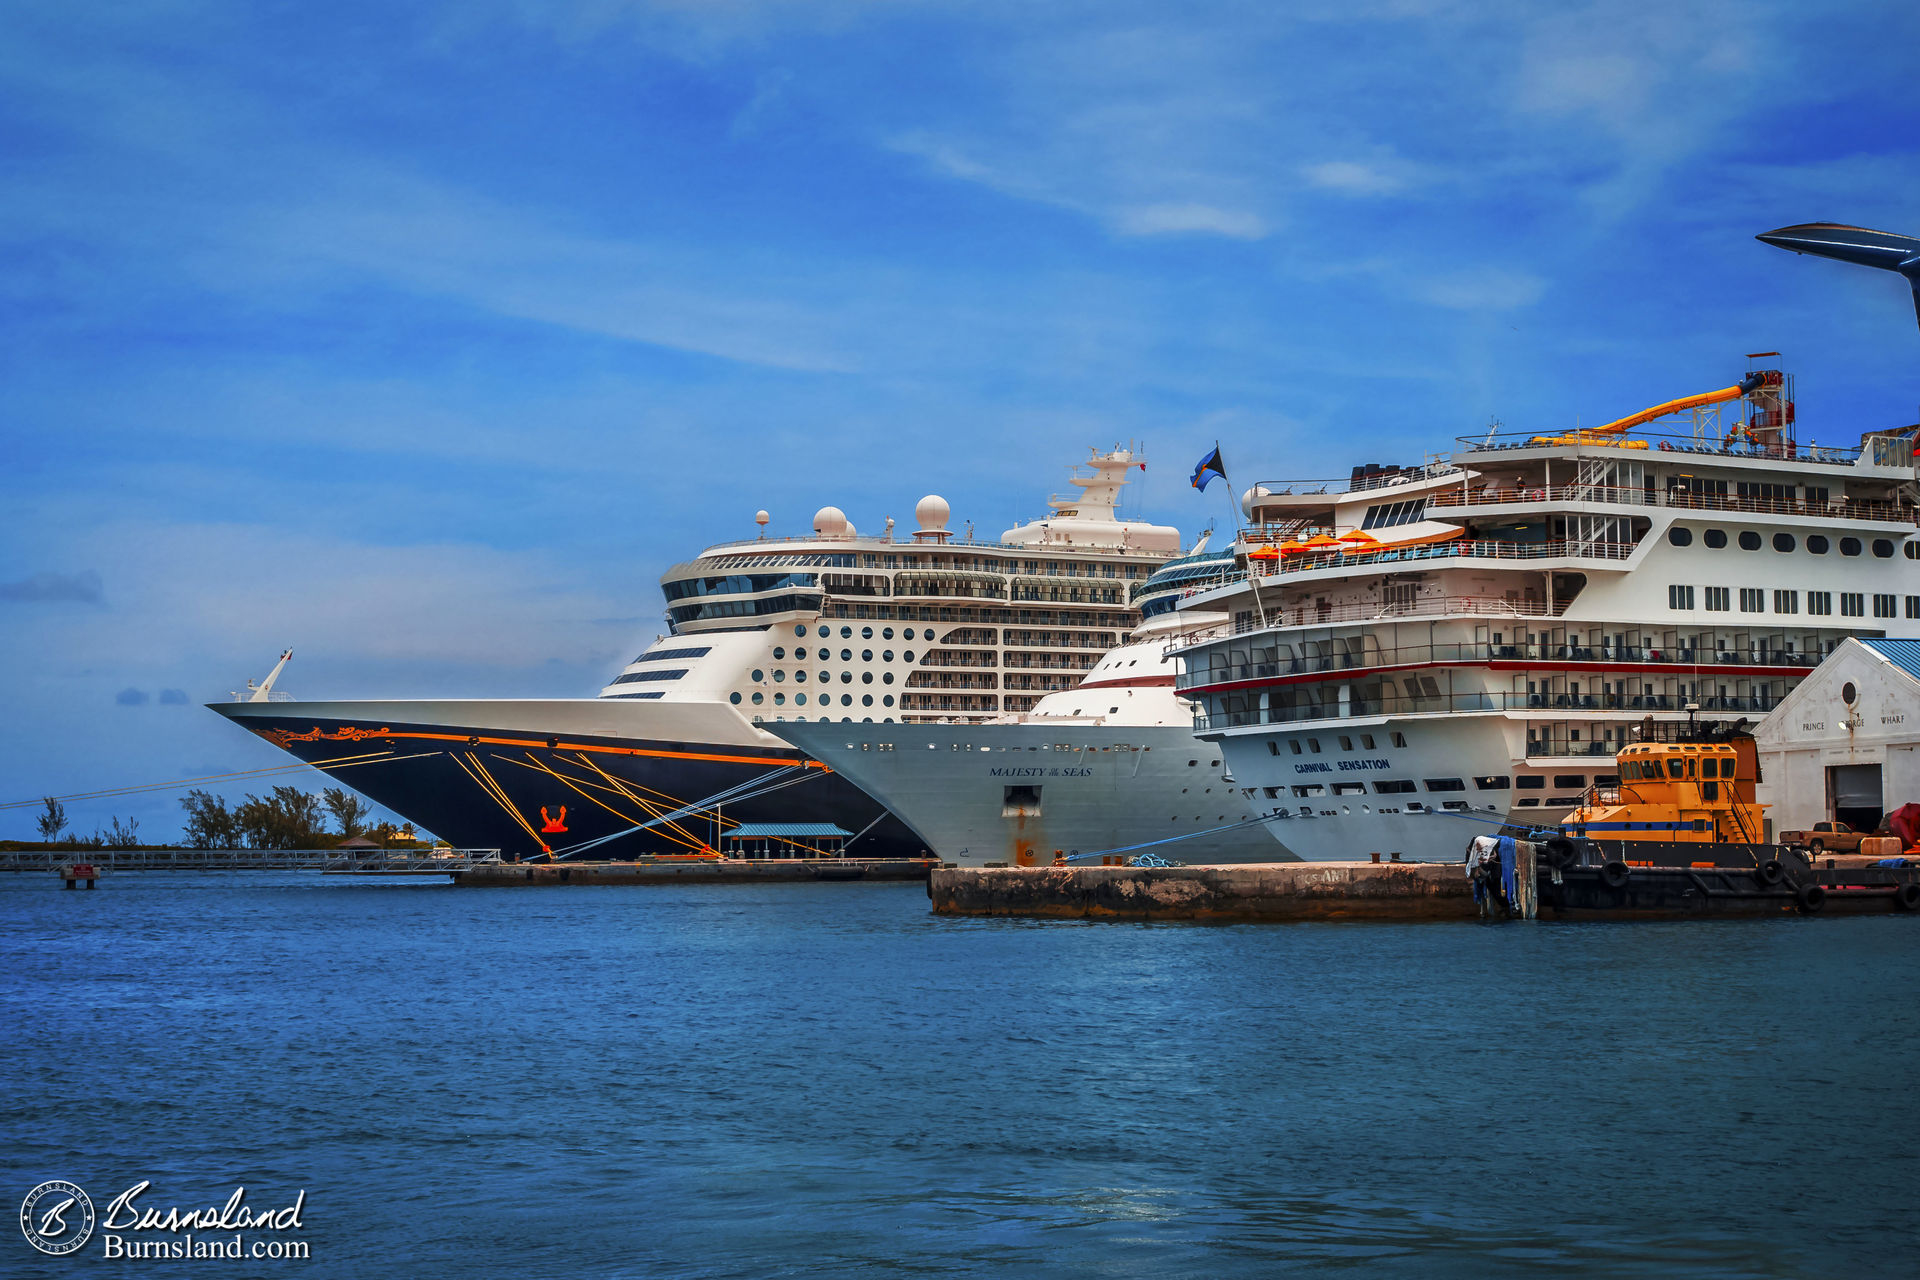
1213, 440, 1267, 630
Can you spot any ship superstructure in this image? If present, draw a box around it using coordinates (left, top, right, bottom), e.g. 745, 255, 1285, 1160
772, 540, 1279, 867
1173, 362, 1920, 862
212, 450, 1182, 859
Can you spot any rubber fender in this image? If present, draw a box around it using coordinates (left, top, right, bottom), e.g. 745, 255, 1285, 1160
1893, 882, 1920, 912
1600, 860, 1630, 889
1755, 859, 1785, 887
1798, 883, 1827, 913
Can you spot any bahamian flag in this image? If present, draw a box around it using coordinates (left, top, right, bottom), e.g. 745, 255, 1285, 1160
1191, 446, 1227, 491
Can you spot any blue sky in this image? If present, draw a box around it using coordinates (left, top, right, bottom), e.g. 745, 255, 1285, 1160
4, 0, 1918, 840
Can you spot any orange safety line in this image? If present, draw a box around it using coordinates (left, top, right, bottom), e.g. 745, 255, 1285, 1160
563, 752, 831, 859
454, 753, 549, 854
0, 750, 407, 810
504, 753, 705, 852
287, 727, 829, 771
566, 753, 711, 850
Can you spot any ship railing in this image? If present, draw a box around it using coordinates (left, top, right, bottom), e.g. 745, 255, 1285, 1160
1240, 461, 1464, 500
1190, 691, 1784, 732
1181, 635, 1823, 685
1225, 538, 1637, 584
692, 531, 1182, 556
1427, 483, 1916, 524
1454, 427, 1864, 467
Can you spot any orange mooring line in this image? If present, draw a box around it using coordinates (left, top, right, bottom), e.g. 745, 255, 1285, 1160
278, 726, 828, 771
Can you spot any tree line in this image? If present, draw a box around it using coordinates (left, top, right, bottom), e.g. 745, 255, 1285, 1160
32, 788, 419, 850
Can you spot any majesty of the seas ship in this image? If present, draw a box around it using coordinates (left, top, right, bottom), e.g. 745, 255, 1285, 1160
771, 538, 1281, 866
1174, 362, 1920, 862
211, 450, 1184, 858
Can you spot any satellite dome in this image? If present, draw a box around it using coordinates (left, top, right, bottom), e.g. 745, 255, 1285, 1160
1240, 484, 1272, 518
812, 506, 848, 536
915, 494, 950, 532
845, 521, 857, 537
755, 509, 770, 527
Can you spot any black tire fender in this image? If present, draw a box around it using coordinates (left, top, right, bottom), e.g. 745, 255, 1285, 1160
1600, 860, 1630, 889
1798, 883, 1827, 913
1893, 882, 1920, 912
1755, 859, 1785, 887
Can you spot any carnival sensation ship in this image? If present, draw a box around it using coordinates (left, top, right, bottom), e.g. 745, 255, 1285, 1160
211, 450, 1187, 859
1173, 359, 1920, 863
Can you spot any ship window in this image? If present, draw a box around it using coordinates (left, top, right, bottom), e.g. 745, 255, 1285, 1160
729, 692, 742, 705
1391, 732, 1407, 748
774, 670, 785, 682
1423, 778, 1465, 792
1339, 736, 1353, 751
1516, 775, 1545, 789
1307, 739, 1321, 753
841, 649, 852, 661
1373, 780, 1416, 794
1840, 537, 1862, 556
862, 672, 873, 684
841, 626, 853, 638
1332, 783, 1367, 796
1704, 529, 1727, 548
1360, 734, 1376, 749
883, 672, 894, 684
612, 668, 690, 685
1667, 760, 1685, 778
1773, 533, 1796, 553
1668, 527, 1692, 547
1595, 774, 1618, 787
773, 693, 785, 705
862, 695, 873, 706
751, 692, 764, 705
820, 671, 831, 682
1474, 776, 1510, 790
840, 694, 852, 705
1738, 531, 1761, 551
1517, 797, 1541, 807
795, 625, 808, 636
1807, 535, 1829, 554
752, 669, 764, 680
1289, 740, 1303, 754
841, 672, 853, 683
1188, 760, 1198, 767
904, 628, 916, 639
796, 694, 808, 705
1553, 775, 1585, 788
862, 649, 873, 661
883, 628, 894, 639
1874, 539, 1896, 558
772, 647, 786, 660
883, 695, 894, 707
904, 651, 916, 662
1292, 784, 1326, 798
639, 646, 713, 662
863, 626, 874, 639
795, 670, 808, 683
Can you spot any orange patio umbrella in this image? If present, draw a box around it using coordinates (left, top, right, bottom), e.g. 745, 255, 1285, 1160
1302, 533, 1342, 550
1278, 539, 1309, 556
1338, 529, 1381, 549
1245, 543, 1280, 561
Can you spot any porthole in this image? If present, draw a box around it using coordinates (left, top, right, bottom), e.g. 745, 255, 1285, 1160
882, 672, 893, 685
883, 695, 895, 707
1704, 529, 1727, 549
1906, 543, 1919, 561
841, 626, 853, 639
862, 672, 873, 684
1773, 533, 1796, 553
796, 693, 809, 705
772, 647, 786, 660
729, 692, 742, 705
904, 650, 916, 662
773, 693, 785, 705
820, 671, 831, 683
794, 625, 807, 637
841, 672, 853, 683
1842, 681, 1858, 705
1667, 527, 1692, 547
1841, 537, 1862, 556
751, 669, 764, 681
862, 626, 873, 639
883, 650, 894, 662
841, 694, 853, 706
862, 695, 873, 707
862, 649, 873, 661
751, 692, 764, 705
1808, 535, 1829, 555
1738, 531, 1761, 551
774, 670, 785, 682
883, 627, 895, 639
1873, 539, 1895, 558
837, 648, 849, 661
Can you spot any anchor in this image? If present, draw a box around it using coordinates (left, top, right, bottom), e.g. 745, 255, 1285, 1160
539, 805, 568, 834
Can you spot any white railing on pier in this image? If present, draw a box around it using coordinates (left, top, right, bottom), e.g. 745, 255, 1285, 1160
0, 848, 504, 872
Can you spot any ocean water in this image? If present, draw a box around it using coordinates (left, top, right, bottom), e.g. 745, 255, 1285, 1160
3, 873, 1916, 1279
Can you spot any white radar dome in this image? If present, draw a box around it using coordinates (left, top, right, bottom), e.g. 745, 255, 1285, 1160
1240, 485, 1272, 518
915, 494, 951, 533
812, 506, 848, 536
755, 509, 770, 527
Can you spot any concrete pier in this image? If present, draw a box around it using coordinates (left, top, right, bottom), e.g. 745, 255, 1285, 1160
929, 862, 1476, 922
455, 857, 938, 887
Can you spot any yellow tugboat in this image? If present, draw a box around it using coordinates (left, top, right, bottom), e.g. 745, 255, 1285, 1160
1563, 735, 1766, 848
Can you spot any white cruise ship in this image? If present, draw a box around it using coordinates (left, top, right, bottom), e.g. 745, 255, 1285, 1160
1174, 359, 1920, 862
212, 450, 1184, 859
771, 539, 1279, 866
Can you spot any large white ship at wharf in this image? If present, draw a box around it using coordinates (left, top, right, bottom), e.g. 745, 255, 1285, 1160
1173, 360, 1920, 863
213, 450, 1186, 860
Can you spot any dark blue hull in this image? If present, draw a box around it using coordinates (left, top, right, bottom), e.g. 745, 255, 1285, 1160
229, 713, 926, 860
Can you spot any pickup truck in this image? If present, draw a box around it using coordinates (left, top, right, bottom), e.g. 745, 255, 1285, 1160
1779, 820, 1869, 854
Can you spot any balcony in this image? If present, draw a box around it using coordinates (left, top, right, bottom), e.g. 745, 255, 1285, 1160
1192, 690, 1780, 733
1426, 483, 1916, 525
1236, 538, 1636, 583
1454, 427, 1867, 468
1177, 637, 1823, 692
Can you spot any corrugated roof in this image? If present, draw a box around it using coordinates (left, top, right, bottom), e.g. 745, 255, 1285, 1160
722, 823, 852, 839
1859, 637, 1920, 685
